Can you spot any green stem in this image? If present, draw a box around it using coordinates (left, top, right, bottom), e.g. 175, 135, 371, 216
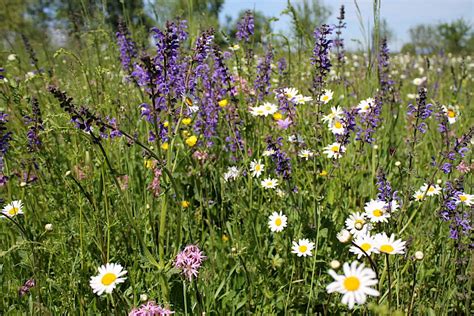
386, 254, 392, 310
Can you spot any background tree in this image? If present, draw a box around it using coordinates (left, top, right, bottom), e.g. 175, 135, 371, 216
153, 0, 224, 36
406, 24, 439, 54
403, 19, 473, 54
283, 0, 331, 48
437, 19, 472, 53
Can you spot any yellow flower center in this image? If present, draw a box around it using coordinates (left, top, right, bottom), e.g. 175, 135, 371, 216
331, 146, 339, 153
428, 186, 435, 192
360, 243, 371, 252
8, 207, 19, 216
275, 218, 282, 226
459, 195, 467, 202
379, 244, 394, 253
373, 209, 383, 217
322, 95, 329, 101
101, 273, 117, 286
255, 165, 261, 171
298, 245, 308, 253
447, 109, 455, 118
334, 121, 342, 129
343, 276, 360, 291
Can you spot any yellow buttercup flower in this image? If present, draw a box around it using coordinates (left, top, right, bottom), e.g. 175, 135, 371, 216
181, 200, 190, 208
182, 118, 192, 125
161, 142, 169, 150
273, 112, 283, 120
144, 159, 154, 169
319, 170, 328, 176
185, 135, 198, 147
163, 121, 169, 128
218, 99, 228, 107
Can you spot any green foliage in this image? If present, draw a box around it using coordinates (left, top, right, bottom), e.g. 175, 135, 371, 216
408, 19, 474, 54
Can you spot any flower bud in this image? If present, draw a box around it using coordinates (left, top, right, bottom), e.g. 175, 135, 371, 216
45, 223, 53, 231
415, 251, 424, 260
329, 260, 341, 270
337, 229, 352, 244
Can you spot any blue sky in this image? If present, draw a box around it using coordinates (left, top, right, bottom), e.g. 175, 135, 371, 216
220, 0, 473, 51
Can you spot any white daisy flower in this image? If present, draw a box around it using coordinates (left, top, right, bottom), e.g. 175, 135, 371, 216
250, 159, 265, 178
349, 234, 379, 258
420, 183, 441, 196
413, 190, 426, 202
326, 261, 380, 309
364, 199, 390, 223
281, 87, 299, 100
249, 106, 266, 117
329, 119, 346, 135
268, 211, 288, 232
298, 149, 314, 160
323, 142, 346, 159
373, 232, 406, 255
291, 239, 314, 257
90, 263, 127, 296
1, 200, 24, 218
357, 98, 375, 114
345, 212, 371, 237
261, 178, 279, 189
294, 94, 313, 105
261, 102, 278, 116
455, 192, 474, 206
320, 90, 333, 104
441, 105, 459, 124
322, 106, 344, 124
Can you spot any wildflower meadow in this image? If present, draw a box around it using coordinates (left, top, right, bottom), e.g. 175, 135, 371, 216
0, 0, 473, 314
